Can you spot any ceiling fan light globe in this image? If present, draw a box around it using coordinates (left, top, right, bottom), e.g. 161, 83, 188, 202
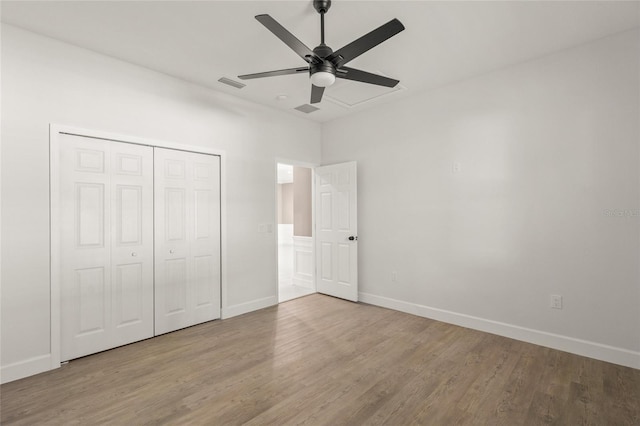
310, 71, 335, 87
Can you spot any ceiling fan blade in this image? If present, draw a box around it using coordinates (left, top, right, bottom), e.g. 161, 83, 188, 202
238, 67, 309, 80
337, 67, 399, 88
255, 14, 315, 63
328, 18, 405, 67
310, 85, 325, 104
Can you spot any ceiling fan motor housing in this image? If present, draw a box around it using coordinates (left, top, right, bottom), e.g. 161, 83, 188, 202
313, 44, 333, 59
310, 60, 336, 77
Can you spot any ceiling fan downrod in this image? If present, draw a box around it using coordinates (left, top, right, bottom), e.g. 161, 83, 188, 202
314, 0, 331, 45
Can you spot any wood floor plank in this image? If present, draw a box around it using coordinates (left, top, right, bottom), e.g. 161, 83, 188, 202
492, 344, 549, 424
2, 294, 639, 425
525, 391, 566, 425
409, 331, 520, 423
557, 381, 601, 425
602, 361, 640, 425
243, 324, 419, 425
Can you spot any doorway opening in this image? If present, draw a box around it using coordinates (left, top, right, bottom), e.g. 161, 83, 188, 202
277, 163, 315, 302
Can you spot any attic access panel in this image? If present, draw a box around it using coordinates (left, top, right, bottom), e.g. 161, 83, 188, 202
325, 78, 406, 108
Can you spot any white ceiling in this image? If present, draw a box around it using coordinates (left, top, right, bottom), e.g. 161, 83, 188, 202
2, 1, 638, 123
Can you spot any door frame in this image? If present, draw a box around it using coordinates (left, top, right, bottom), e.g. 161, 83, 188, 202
274, 158, 318, 303
50, 124, 227, 369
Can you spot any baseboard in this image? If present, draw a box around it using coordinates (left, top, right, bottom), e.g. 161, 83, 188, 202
359, 292, 640, 370
222, 296, 278, 319
1, 354, 56, 384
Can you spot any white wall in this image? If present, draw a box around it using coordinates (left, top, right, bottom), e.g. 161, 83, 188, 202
2, 22, 638, 384
323, 30, 640, 368
0, 24, 321, 382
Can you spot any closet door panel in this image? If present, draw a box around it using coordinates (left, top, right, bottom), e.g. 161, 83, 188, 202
154, 148, 220, 335
60, 136, 112, 360
113, 263, 144, 326
76, 266, 107, 335
192, 158, 221, 323
154, 148, 190, 334
165, 258, 188, 315
60, 135, 153, 361
110, 142, 154, 346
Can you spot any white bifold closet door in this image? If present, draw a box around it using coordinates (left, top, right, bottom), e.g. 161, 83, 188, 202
154, 148, 221, 335
59, 135, 154, 361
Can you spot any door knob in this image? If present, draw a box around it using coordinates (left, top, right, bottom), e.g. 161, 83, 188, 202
131, 252, 137, 257
348, 236, 358, 241
169, 249, 175, 254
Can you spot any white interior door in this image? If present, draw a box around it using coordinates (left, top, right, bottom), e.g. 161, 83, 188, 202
154, 148, 221, 335
59, 134, 154, 361
315, 161, 358, 301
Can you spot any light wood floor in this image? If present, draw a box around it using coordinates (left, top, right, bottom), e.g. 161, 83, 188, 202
2, 294, 639, 425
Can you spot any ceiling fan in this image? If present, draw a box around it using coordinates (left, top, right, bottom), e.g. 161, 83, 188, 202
238, 0, 405, 104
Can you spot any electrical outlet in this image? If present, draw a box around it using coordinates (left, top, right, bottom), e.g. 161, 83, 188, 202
391, 271, 397, 282
550, 294, 563, 310
452, 162, 461, 173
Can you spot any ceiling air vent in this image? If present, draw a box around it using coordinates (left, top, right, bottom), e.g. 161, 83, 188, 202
218, 77, 246, 89
294, 104, 320, 114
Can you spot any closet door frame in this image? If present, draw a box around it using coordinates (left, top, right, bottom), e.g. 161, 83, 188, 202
50, 124, 227, 370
